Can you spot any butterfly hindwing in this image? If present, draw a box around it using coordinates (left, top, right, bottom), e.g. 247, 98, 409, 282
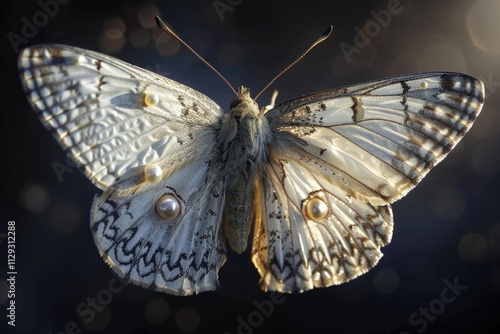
252, 147, 393, 293
91, 150, 227, 295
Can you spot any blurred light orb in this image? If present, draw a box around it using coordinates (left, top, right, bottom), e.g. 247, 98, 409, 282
138, 4, 160, 28
99, 17, 126, 53
467, 0, 500, 54
145, 298, 170, 325
489, 223, 500, 252
175, 307, 201, 332
48, 199, 82, 235
20, 183, 50, 213
416, 40, 466, 72
154, 32, 180, 57
130, 27, 151, 48
434, 188, 466, 221
104, 17, 125, 39
373, 268, 399, 294
458, 232, 488, 261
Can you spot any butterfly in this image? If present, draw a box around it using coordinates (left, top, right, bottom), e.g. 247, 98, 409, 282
18, 18, 484, 295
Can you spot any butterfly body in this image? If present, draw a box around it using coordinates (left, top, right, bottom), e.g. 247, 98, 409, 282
18, 44, 484, 295
219, 87, 272, 253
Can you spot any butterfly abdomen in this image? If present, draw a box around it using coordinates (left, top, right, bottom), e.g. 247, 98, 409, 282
223, 190, 254, 253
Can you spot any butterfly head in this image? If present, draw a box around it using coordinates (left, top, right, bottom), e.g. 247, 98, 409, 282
229, 87, 260, 119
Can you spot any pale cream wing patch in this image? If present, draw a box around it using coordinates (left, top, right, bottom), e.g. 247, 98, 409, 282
252, 148, 393, 293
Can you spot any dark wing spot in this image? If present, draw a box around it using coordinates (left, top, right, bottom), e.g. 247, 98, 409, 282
440, 75, 456, 90
401, 81, 410, 93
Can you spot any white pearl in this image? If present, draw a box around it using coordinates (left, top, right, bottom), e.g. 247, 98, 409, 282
144, 164, 162, 184
155, 194, 181, 220
420, 81, 428, 89
71, 55, 85, 65
305, 197, 329, 221
144, 93, 160, 107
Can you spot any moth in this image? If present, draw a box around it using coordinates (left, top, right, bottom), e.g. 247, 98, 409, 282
18, 17, 484, 295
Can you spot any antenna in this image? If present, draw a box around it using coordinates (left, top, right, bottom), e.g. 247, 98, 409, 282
253, 25, 333, 101
155, 16, 238, 96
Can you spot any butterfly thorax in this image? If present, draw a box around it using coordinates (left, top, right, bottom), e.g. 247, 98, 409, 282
219, 87, 272, 253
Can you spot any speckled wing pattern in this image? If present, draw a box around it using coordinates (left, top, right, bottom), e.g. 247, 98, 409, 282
18, 44, 227, 295
254, 73, 484, 292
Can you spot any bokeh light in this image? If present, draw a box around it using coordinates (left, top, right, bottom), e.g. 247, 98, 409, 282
138, 4, 160, 28
434, 187, 466, 221
373, 267, 399, 294
467, 0, 500, 54
48, 199, 82, 235
489, 223, 500, 252
144, 298, 170, 325
416, 38, 467, 72
99, 18, 126, 53
130, 27, 151, 48
458, 232, 489, 262
80, 305, 111, 332
175, 306, 201, 332
19, 183, 50, 213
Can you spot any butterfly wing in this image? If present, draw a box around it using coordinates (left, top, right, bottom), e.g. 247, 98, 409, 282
254, 72, 484, 292
18, 44, 222, 193
252, 151, 393, 292
19, 44, 227, 295
265, 72, 484, 206
91, 152, 226, 295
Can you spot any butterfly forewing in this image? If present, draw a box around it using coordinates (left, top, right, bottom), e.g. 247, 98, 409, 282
266, 73, 484, 205
18, 44, 223, 193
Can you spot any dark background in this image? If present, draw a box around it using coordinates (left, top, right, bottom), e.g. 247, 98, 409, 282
1, 0, 499, 333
